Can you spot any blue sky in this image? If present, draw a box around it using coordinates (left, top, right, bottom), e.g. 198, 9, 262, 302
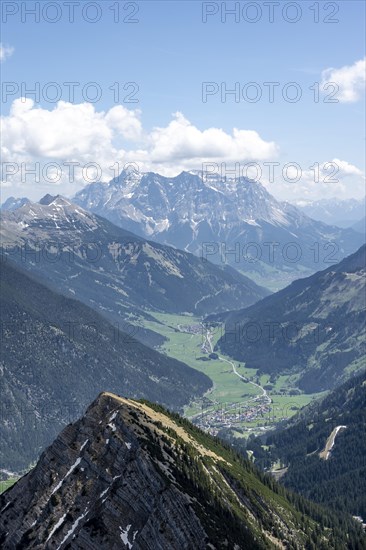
1, 0, 365, 201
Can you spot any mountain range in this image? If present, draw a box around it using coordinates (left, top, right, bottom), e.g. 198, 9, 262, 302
209, 245, 366, 392
1, 172, 365, 548
1, 196, 31, 211
295, 197, 366, 228
0, 258, 211, 471
0, 194, 268, 347
73, 169, 365, 289
1, 392, 364, 549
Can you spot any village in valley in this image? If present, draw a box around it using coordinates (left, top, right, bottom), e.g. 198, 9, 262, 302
177, 322, 287, 438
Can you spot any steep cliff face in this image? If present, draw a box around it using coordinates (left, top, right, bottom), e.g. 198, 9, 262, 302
0, 393, 363, 549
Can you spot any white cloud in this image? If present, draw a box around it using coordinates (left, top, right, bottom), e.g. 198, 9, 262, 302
331, 158, 364, 177
147, 112, 277, 163
1, 100, 278, 198
5, 99, 142, 158
0, 43, 14, 62
321, 57, 366, 103
105, 105, 142, 141
1, 100, 363, 202
265, 159, 365, 201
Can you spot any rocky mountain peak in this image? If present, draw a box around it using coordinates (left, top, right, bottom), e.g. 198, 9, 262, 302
0, 196, 31, 211
38, 194, 73, 207
38, 194, 59, 205
110, 165, 144, 189
0, 391, 354, 549
1, 195, 98, 235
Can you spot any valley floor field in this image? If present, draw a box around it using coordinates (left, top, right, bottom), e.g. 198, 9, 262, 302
136, 311, 325, 439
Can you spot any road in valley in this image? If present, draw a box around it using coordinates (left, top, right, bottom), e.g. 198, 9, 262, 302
202, 326, 272, 405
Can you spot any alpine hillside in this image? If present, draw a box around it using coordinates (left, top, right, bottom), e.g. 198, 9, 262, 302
210, 245, 366, 392
0, 258, 211, 471
1, 392, 364, 549
248, 370, 366, 520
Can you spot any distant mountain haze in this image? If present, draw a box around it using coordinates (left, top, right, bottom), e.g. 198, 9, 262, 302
294, 197, 366, 228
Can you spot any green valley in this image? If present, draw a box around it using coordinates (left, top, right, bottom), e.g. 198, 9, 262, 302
135, 311, 324, 440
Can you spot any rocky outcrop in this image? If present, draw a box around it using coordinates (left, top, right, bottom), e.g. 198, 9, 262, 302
0, 393, 362, 549
0, 394, 210, 549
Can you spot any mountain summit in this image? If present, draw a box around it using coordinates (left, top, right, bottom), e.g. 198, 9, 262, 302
0, 196, 31, 211
1, 392, 364, 549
